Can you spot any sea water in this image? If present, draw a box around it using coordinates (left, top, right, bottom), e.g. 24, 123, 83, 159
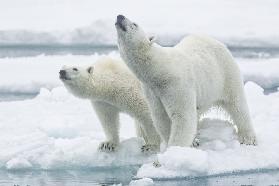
2, 168, 279, 185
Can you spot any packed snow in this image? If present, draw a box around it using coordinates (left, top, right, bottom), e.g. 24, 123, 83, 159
0, 87, 156, 170
0, 0, 279, 47
0, 53, 279, 95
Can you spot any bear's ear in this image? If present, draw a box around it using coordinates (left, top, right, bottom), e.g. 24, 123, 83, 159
87, 66, 94, 74
149, 36, 156, 44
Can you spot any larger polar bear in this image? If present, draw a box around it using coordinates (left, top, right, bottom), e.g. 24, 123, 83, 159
115, 15, 257, 147
59, 57, 160, 152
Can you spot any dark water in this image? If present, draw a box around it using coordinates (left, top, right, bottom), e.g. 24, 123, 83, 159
0, 44, 279, 59
0, 92, 37, 102
2, 168, 279, 186
154, 169, 279, 186
229, 46, 279, 59
0, 167, 138, 186
0, 45, 117, 58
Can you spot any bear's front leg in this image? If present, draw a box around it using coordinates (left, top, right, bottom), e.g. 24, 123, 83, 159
161, 90, 198, 147
143, 86, 171, 145
141, 144, 160, 154
92, 101, 120, 152
192, 137, 200, 147
135, 119, 161, 154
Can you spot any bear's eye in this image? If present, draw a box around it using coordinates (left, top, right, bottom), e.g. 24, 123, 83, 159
87, 67, 93, 74
133, 23, 137, 27
73, 68, 78, 71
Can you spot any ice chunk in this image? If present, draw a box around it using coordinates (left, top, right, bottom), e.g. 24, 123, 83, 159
136, 83, 279, 179
137, 147, 208, 178
129, 178, 154, 186
6, 157, 32, 170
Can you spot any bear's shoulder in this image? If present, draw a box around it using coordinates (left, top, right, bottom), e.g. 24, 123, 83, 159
94, 57, 130, 74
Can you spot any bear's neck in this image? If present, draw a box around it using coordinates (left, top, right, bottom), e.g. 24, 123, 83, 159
120, 43, 163, 84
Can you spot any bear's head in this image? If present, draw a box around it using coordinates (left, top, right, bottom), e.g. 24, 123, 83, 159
115, 15, 155, 52
59, 65, 94, 99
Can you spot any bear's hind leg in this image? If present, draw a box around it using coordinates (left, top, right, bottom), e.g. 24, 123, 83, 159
135, 120, 144, 138
223, 90, 257, 145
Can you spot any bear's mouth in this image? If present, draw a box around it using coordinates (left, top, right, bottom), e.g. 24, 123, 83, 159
60, 76, 71, 81
115, 15, 126, 32
59, 70, 71, 81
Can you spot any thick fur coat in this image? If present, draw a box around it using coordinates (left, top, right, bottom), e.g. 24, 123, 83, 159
115, 15, 257, 147
60, 57, 161, 152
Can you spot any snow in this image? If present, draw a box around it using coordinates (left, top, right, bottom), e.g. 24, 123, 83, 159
0, 54, 279, 95
0, 87, 157, 170
145, 147, 209, 178
136, 82, 279, 179
0, 0, 278, 46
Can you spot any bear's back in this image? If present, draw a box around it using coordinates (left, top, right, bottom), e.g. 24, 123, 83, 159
175, 34, 226, 52
174, 34, 236, 71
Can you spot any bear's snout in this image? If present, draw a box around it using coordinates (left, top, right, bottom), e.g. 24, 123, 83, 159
116, 15, 126, 32
117, 15, 125, 23
59, 70, 67, 79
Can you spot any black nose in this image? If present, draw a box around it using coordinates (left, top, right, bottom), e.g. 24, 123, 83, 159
59, 70, 66, 77
117, 15, 125, 23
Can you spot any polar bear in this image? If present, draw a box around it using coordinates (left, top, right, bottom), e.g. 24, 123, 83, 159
115, 15, 257, 147
59, 57, 161, 152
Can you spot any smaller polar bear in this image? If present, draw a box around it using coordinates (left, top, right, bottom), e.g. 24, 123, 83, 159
59, 57, 161, 152
115, 15, 257, 148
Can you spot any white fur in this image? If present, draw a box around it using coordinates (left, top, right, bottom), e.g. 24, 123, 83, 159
60, 57, 161, 152
116, 15, 257, 147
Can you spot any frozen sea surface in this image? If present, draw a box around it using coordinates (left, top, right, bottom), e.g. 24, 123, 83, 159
0, 79, 279, 184
0, 49, 279, 185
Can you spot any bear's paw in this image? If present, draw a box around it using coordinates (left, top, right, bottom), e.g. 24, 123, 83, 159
98, 141, 118, 152
238, 132, 257, 146
141, 144, 159, 154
